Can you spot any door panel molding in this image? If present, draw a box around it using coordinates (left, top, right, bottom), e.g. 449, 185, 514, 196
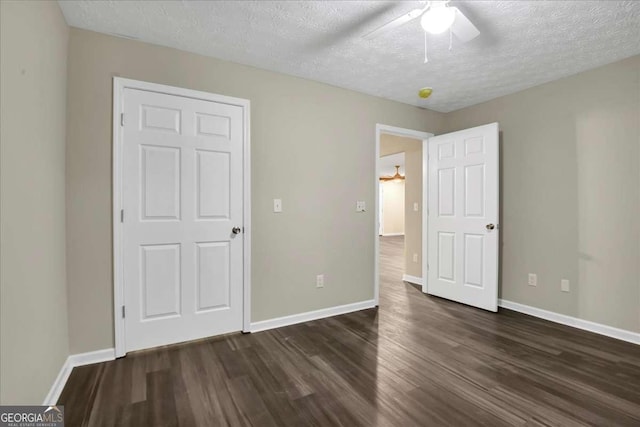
426, 122, 499, 312
113, 77, 251, 358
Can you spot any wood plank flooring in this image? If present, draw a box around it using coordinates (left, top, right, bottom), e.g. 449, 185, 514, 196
59, 236, 640, 426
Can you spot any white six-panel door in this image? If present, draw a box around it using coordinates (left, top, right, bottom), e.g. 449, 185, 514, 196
427, 123, 499, 311
122, 88, 243, 352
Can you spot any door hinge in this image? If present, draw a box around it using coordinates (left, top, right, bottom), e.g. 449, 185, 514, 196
120, 209, 124, 223
120, 113, 125, 126
121, 305, 126, 318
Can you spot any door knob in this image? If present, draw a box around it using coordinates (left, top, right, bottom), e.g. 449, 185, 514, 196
486, 223, 495, 230
232, 227, 242, 234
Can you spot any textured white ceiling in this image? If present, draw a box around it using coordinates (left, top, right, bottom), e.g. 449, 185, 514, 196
380, 152, 405, 177
58, 1, 640, 112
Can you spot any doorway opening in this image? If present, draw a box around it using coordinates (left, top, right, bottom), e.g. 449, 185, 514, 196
374, 125, 432, 305
375, 122, 500, 312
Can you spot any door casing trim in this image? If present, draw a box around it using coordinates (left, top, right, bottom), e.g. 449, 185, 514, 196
112, 77, 251, 357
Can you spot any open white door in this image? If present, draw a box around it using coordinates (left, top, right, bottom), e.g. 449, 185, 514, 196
427, 123, 499, 311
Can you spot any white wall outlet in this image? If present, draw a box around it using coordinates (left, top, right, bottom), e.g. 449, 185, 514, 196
561, 279, 570, 292
356, 201, 366, 212
528, 273, 537, 287
413, 202, 419, 212
316, 274, 324, 288
412, 253, 418, 263
273, 198, 282, 213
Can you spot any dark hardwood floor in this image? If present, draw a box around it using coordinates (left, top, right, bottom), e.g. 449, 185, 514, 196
59, 235, 640, 426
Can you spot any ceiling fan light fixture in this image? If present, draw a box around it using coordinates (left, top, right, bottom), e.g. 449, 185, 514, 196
420, 5, 456, 35
380, 165, 405, 182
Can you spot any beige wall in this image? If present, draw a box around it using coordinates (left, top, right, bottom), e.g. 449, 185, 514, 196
381, 180, 405, 235
65, 28, 446, 353
380, 135, 423, 278
0, 1, 70, 403
445, 56, 640, 333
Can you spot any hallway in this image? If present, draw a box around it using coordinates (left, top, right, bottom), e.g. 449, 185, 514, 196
378, 235, 421, 310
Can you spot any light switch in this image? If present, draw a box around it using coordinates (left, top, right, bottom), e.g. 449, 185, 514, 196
414, 202, 419, 212
561, 279, 570, 292
273, 199, 282, 213
356, 201, 366, 212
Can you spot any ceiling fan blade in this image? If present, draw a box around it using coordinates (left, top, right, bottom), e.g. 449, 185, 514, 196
450, 7, 480, 43
363, 7, 425, 40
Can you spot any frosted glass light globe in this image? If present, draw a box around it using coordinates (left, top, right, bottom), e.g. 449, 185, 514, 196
420, 6, 456, 35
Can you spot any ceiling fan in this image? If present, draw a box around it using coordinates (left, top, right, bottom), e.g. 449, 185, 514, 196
380, 165, 405, 182
363, 1, 480, 44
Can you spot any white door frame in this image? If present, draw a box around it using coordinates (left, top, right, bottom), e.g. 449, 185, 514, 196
112, 77, 251, 357
379, 183, 384, 236
374, 124, 433, 305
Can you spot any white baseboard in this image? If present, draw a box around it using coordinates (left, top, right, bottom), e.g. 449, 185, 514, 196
250, 299, 376, 333
381, 233, 404, 237
499, 299, 639, 345
402, 274, 423, 286
43, 358, 73, 406
68, 348, 115, 367
43, 348, 115, 405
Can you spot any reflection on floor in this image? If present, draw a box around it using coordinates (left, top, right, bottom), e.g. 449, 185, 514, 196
58, 236, 640, 426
